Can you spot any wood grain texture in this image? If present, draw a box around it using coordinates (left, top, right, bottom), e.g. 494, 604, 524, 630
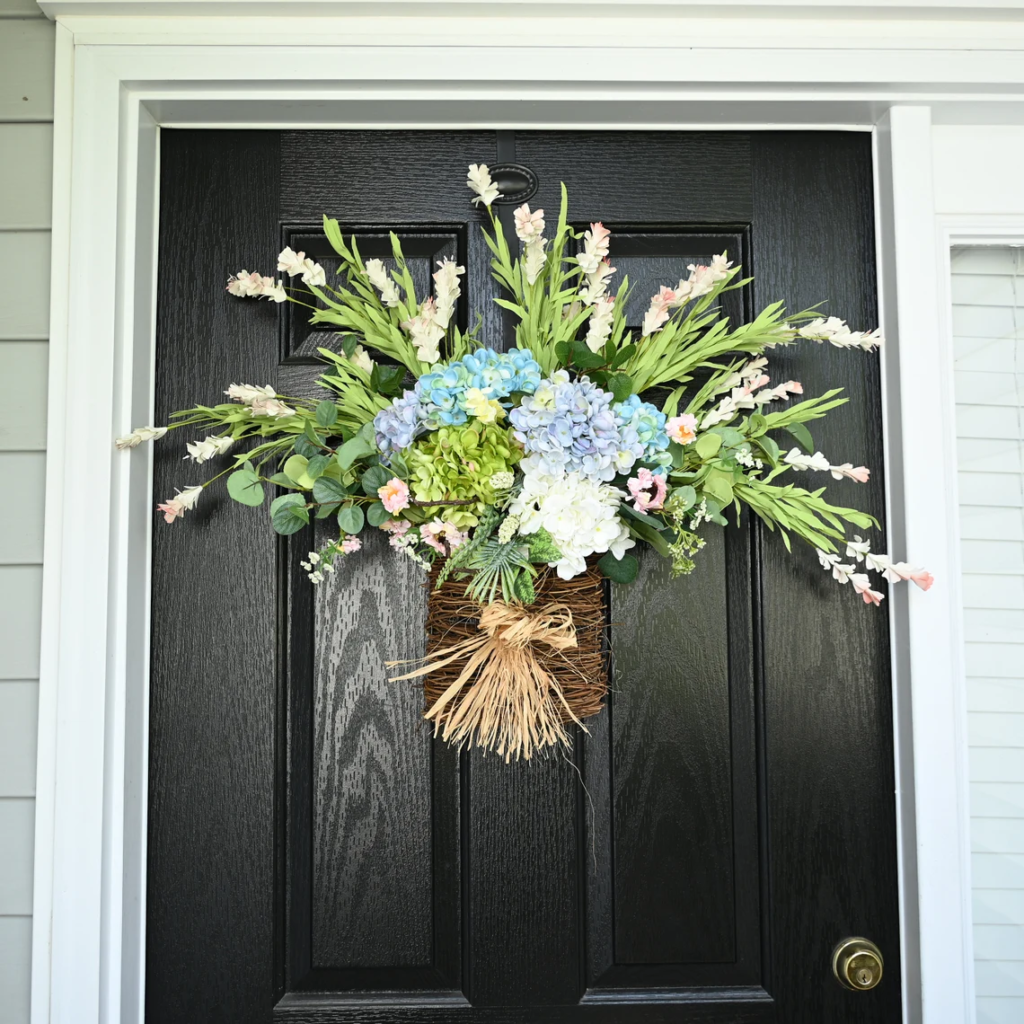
311, 526, 435, 969
750, 132, 901, 1023
148, 130, 282, 1024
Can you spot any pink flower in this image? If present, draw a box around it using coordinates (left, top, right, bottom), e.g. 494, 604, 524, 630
829, 463, 871, 483
157, 499, 186, 523
339, 536, 361, 554
667, 414, 697, 445
380, 519, 411, 537
641, 286, 677, 337
513, 203, 545, 243
851, 573, 885, 606
887, 561, 935, 591
627, 468, 667, 512
378, 477, 410, 514
421, 519, 468, 555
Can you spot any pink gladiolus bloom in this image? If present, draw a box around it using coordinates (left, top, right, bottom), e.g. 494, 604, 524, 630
627, 468, 667, 512
851, 573, 885, 606
847, 466, 870, 484
666, 414, 698, 445
339, 536, 361, 554
378, 477, 410, 514
909, 569, 934, 591
157, 499, 186, 523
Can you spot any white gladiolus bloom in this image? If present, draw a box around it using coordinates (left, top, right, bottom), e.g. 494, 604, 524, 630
185, 435, 234, 463
783, 448, 832, 473
467, 163, 501, 207
402, 297, 444, 365
579, 260, 616, 305
263, 279, 288, 303
432, 259, 465, 330
510, 461, 635, 580
226, 270, 275, 297
798, 316, 883, 351
514, 204, 545, 243
225, 383, 276, 403
300, 259, 326, 287
846, 535, 871, 562
523, 239, 547, 286
686, 254, 733, 299
346, 344, 374, 374
576, 222, 610, 276
115, 425, 167, 450
250, 396, 296, 418
364, 258, 402, 307
277, 247, 308, 277
175, 485, 203, 510
584, 296, 615, 353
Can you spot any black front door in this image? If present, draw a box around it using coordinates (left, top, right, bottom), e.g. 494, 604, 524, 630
147, 129, 900, 1023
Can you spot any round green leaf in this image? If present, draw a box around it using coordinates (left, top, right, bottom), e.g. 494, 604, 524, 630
315, 400, 338, 428
270, 493, 310, 535
361, 464, 390, 496
312, 476, 348, 504
226, 468, 265, 507
337, 504, 365, 535
366, 501, 391, 527
598, 552, 639, 585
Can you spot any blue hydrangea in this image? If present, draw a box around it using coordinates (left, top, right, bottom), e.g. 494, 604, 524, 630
613, 394, 671, 467
510, 372, 628, 481
374, 389, 427, 458
373, 347, 543, 457
416, 347, 542, 429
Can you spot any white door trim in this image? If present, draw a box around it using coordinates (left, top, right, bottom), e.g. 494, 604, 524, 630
33, 8, 1022, 1023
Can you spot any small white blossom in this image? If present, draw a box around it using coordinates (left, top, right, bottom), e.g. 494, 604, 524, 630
300, 259, 326, 288
576, 222, 611, 276
364, 258, 402, 307
489, 471, 515, 490
175, 485, 203, 511
584, 296, 615, 353
798, 316, 882, 351
579, 260, 616, 305
641, 286, 677, 338
523, 238, 547, 286
831, 562, 857, 584
783, 448, 831, 473
250, 396, 296, 418
402, 297, 445, 365
846, 535, 871, 562
262, 279, 288, 303
686, 254, 733, 298
308, 551, 320, 565
497, 515, 520, 544
346, 343, 374, 374
115, 425, 167, 450
184, 435, 234, 463
514, 204, 545, 243
467, 163, 501, 207
225, 383, 276, 403
226, 270, 276, 298
432, 258, 465, 330
277, 247, 308, 277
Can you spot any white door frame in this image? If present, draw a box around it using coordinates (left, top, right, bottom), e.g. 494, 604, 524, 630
33, 4, 1024, 1022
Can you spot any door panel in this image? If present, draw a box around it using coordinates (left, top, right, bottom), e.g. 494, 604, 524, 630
148, 129, 900, 1024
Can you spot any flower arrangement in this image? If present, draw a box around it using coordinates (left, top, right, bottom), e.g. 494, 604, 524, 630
119, 164, 931, 759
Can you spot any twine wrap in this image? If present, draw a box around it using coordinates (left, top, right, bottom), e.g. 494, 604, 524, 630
389, 565, 608, 760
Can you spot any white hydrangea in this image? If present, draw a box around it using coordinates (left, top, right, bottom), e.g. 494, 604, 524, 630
509, 460, 634, 580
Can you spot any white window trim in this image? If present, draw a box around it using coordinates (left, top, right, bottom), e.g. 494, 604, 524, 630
32, 5, 1024, 1023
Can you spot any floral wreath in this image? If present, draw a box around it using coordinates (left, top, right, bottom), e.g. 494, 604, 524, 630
118, 164, 932, 759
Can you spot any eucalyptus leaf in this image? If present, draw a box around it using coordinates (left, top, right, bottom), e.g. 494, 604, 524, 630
270, 493, 310, 535
336, 433, 375, 470
226, 468, 265, 507
570, 339, 606, 369
283, 455, 310, 484
337, 504, 365, 535
695, 433, 723, 460
312, 476, 349, 504
366, 501, 391, 527
598, 552, 639, 584
340, 334, 359, 357
305, 454, 331, 480
786, 421, 814, 454
361, 464, 389, 495
607, 371, 634, 403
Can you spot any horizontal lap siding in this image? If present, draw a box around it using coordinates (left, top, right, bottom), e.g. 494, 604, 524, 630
0, 5, 51, 1022
953, 246, 1024, 1024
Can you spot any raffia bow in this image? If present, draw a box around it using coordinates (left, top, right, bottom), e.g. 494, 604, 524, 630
388, 601, 584, 761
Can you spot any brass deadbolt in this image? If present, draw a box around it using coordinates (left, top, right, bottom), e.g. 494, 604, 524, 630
832, 937, 884, 991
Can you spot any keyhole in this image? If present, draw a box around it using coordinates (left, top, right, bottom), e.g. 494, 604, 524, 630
857, 968, 873, 986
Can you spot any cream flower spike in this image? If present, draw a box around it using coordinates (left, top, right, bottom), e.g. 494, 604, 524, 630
467, 163, 501, 207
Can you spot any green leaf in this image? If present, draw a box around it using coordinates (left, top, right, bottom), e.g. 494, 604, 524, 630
611, 343, 636, 369
305, 454, 331, 480
554, 341, 571, 366
598, 552, 639, 584
703, 468, 734, 509
755, 434, 781, 466
226, 467, 265, 507
303, 419, 322, 447
524, 527, 561, 564
620, 504, 666, 530
336, 433, 375, 470
340, 334, 359, 358
674, 484, 697, 511
268, 472, 297, 487
695, 433, 723, 460
283, 455, 310, 484
371, 364, 405, 397
607, 372, 634, 403
714, 427, 746, 449
315, 400, 338, 428
293, 437, 320, 459
747, 413, 767, 437
570, 339, 606, 369
337, 504, 365, 535
388, 453, 409, 479
361, 464, 390, 495
786, 421, 814, 454
312, 476, 349, 504
366, 501, 391, 527
270, 493, 310, 535
315, 502, 341, 519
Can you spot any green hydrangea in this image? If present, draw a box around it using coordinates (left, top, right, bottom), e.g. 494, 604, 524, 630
407, 422, 522, 528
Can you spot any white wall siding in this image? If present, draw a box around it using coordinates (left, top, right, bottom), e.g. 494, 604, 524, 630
0, 4, 50, 1021
953, 245, 1024, 1024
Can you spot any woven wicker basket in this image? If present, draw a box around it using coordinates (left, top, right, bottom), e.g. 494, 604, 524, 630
422, 563, 609, 724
